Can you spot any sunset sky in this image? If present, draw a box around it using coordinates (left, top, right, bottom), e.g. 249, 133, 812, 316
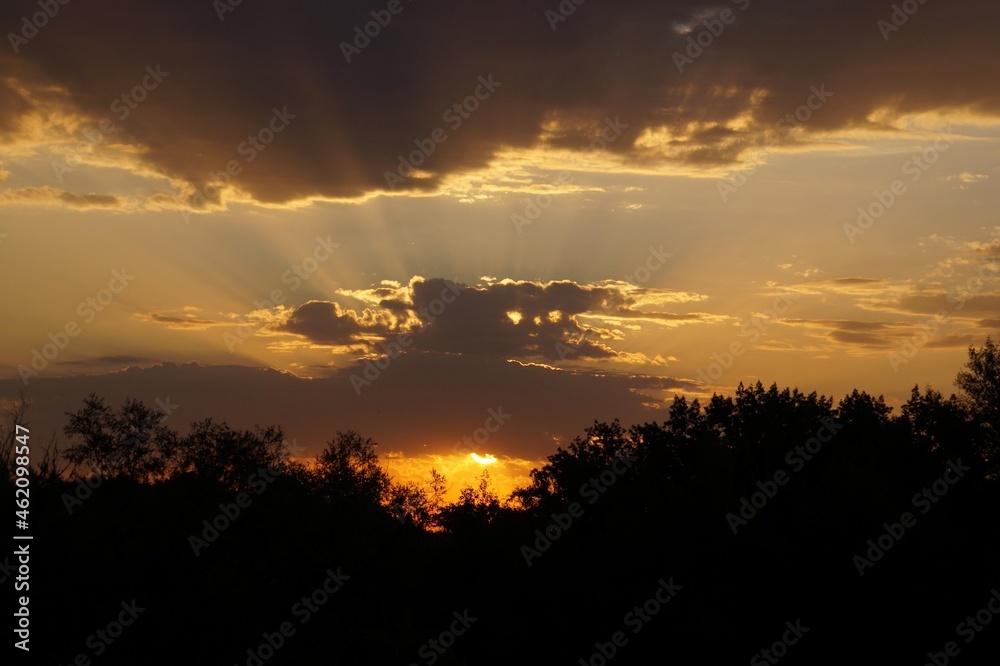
1, 0, 998, 497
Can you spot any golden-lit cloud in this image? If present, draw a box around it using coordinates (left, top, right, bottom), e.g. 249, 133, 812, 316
139, 312, 228, 331
944, 172, 990, 190
2, 0, 999, 209
0, 185, 121, 209
781, 319, 936, 351
266, 276, 714, 365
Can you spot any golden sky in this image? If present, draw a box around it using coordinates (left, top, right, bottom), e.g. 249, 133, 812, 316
2, 0, 999, 497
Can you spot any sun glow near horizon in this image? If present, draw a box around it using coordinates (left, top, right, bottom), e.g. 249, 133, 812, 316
380, 450, 538, 503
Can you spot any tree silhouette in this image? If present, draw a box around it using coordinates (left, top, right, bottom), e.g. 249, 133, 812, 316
513, 419, 636, 509
0, 392, 30, 485
15, 342, 1000, 664
956, 336, 1000, 474
62, 393, 178, 482
176, 418, 286, 489
314, 430, 391, 508
438, 469, 503, 534
901, 385, 973, 457
387, 468, 448, 528
835, 389, 892, 429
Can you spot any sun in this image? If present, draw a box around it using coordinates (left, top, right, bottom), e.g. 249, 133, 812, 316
470, 453, 498, 465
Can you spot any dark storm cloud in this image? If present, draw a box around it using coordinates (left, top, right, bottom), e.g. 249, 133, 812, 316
399, 278, 623, 360
2, 0, 998, 204
0, 77, 31, 135
278, 300, 390, 344
276, 278, 700, 361
0, 360, 696, 459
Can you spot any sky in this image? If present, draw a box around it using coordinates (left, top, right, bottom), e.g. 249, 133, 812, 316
1, 0, 998, 498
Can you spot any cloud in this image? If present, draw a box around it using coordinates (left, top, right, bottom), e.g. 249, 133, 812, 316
894, 294, 1000, 317
0, 360, 697, 460
923, 333, 982, 349
783, 310, 995, 355
1, 0, 998, 207
277, 300, 392, 345
826, 278, 887, 286
0, 186, 121, 208
963, 240, 1000, 256
57, 355, 157, 368
141, 312, 227, 331
274, 277, 709, 364
783, 318, 932, 350
785, 277, 896, 296
944, 172, 990, 189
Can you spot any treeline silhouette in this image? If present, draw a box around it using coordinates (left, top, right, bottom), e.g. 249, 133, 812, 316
3, 340, 999, 664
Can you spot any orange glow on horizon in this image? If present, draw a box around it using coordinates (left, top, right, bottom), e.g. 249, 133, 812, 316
380, 451, 540, 503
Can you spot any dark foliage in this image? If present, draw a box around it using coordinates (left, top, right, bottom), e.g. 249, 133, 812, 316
6, 339, 1000, 664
